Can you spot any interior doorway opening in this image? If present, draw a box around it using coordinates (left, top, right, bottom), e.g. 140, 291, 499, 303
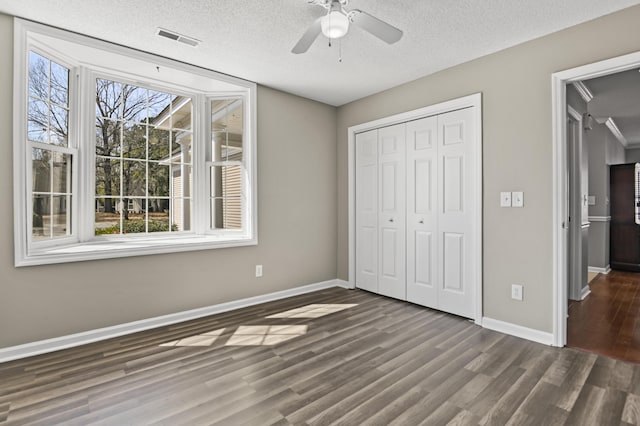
553, 51, 640, 353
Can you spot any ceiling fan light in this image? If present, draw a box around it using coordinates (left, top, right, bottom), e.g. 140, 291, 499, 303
321, 10, 349, 39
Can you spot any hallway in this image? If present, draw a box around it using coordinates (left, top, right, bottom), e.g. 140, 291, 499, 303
568, 270, 640, 363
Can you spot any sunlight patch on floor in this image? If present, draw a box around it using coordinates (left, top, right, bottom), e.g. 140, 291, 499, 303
225, 325, 308, 346
160, 328, 225, 347
266, 304, 358, 319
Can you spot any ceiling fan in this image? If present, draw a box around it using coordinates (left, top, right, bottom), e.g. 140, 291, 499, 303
292, 0, 403, 54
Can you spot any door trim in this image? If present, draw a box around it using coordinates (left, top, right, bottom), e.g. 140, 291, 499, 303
347, 93, 483, 325
552, 50, 640, 347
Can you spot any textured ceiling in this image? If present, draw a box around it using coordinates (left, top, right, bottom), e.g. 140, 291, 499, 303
2, 0, 640, 106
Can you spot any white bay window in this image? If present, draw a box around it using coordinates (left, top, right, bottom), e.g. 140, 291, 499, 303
13, 20, 257, 266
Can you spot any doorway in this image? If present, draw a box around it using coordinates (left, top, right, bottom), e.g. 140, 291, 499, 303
553, 51, 640, 348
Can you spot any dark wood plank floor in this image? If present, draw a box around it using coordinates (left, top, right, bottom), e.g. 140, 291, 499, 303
2, 287, 640, 425
569, 270, 640, 363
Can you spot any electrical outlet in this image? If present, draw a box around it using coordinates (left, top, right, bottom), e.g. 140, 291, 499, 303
511, 284, 523, 301
255, 265, 263, 278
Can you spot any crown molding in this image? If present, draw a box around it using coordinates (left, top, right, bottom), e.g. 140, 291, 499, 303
605, 117, 628, 147
572, 81, 594, 102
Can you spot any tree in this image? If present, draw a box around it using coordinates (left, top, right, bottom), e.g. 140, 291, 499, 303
95, 80, 171, 216
27, 51, 190, 236
28, 52, 68, 145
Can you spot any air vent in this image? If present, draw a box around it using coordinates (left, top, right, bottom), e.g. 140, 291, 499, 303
156, 28, 200, 47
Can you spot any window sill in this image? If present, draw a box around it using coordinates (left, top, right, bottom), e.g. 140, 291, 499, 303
16, 234, 257, 267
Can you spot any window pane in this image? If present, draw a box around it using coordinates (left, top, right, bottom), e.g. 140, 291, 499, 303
28, 97, 48, 143
148, 199, 170, 232
148, 128, 170, 160
52, 195, 70, 237
122, 122, 146, 159
50, 61, 69, 107
95, 198, 121, 235
122, 85, 147, 123
28, 51, 49, 100
122, 160, 146, 197
33, 194, 50, 240
211, 197, 242, 230
172, 197, 191, 232
96, 119, 121, 157
210, 163, 243, 230
32, 148, 51, 192
172, 165, 192, 197
148, 162, 169, 196
148, 90, 172, 128
50, 105, 68, 146
223, 197, 242, 229
211, 98, 243, 162
96, 79, 122, 120
93, 79, 193, 236
210, 165, 242, 198
172, 98, 192, 131
122, 199, 147, 234
28, 52, 70, 148
95, 158, 121, 196
52, 152, 71, 194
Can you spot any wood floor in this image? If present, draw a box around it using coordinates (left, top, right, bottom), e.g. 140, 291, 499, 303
3, 287, 640, 425
569, 270, 640, 363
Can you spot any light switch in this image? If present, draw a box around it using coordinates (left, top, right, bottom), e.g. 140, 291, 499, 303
500, 192, 512, 207
512, 191, 524, 207
588, 195, 596, 206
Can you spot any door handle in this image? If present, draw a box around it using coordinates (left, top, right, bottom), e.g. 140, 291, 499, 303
389, 218, 394, 223
419, 219, 424, 224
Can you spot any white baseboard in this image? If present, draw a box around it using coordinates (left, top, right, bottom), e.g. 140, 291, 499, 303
581, 285, 591, 300
482, 317, 554, 346
335, 279, 353, 289
0, 279, 344, 363
588, 265, 610, 274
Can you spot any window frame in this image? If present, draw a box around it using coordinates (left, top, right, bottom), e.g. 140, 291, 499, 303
13, 19, 258, 267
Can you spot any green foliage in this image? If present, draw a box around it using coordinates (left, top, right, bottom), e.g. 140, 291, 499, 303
95, 220, 177, 235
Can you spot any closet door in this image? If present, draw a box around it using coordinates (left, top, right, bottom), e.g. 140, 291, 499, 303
378, 124, 406, 300
406, 116, 438, 308
437, 107, 476, 318
355, 129, 379, 293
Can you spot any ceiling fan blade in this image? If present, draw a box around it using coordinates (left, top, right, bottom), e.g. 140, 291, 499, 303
292, 18, 323, 54
350, 10, 403, 44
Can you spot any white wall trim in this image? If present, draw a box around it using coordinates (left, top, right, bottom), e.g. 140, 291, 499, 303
588, 265, 611, 274
552, 49, 640, 348
588, 216, 611, 222
605, 117, 628, 148
482, 317, 554, 346
335, 279, 353, 289
581, 285, 591, 301
0, 279, 345, 363
571, 81, 594, 102
348, 93, 483, 325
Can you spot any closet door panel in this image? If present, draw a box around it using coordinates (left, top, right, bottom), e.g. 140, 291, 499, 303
437, 107, 476, 319
355, 129, 379, 293
406, 116, 438, 308
378, 124, 406, 300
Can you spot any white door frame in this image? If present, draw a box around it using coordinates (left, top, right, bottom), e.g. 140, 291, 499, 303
347, 93, 483, 325
552, 51, 640, 347
566, 105, 584, 302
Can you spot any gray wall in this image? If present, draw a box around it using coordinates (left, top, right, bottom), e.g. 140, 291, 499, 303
0, 13, 338, 348
337, 5, 640, 333
626, 148, 640, 163
586, 122, 626, 269
587, 124, 608, 269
